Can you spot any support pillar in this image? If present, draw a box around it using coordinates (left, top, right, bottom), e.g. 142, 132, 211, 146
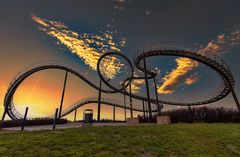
74, 109, 77, 122
142, 100, 145, 118
53, 108, 58, 130
230, 85, 240, 113
1, 106, 7, 128
143, 58, 152, 120
58, 71, 68, 119
113, 105, 115, 122
124, 94, 127, 121
21, 107, 28, 131
188, 105, 193, 123
97, 80, 102, 122
153, 77, 161, 115
145, 101, 148, 118
129, 83, 133, 118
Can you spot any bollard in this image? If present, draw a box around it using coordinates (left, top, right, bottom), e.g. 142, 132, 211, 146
53, 108, 59, 130
21, 107, 29, 131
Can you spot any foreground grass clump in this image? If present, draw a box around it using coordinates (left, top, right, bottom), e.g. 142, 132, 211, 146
0, 124, 240, 157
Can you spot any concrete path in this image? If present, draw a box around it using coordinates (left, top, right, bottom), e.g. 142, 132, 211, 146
2, 122, 127, 131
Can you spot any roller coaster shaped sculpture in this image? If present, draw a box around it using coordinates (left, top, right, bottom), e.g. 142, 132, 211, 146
3, 42, 240, 120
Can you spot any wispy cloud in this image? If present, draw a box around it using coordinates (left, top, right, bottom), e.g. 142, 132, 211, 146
158, 25, 240, 94
184, 73, 199, 85
158, 58, 199, 94
200, 25, 240, 55
32, 14, 125, 79
128, 78, 145, 94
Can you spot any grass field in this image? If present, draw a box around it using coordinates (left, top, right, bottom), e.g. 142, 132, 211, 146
0, 124, 240, 157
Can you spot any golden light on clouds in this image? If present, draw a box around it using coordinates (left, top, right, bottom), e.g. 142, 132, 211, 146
32, 14, 240, 95
32, 14, 125, 79
158, 25, 240, 94
0, 14, 128, 119
126, 76, 145, 94
200, 25, 240, 55
158, 58, 199, 94
184, 74, 199, 85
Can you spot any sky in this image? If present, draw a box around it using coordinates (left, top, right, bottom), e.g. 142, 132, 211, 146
0, 0, 240, 121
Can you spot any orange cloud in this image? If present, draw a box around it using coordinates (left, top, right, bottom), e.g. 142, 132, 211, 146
158, 58, 199, 94
200, 25, 240, 55
184, 74, 199, 85
128, 78, 145, 94
158, 25, 240, 94
31, 14, 125, 79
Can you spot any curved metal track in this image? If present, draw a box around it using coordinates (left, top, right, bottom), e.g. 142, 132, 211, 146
133, 43, 234, 105
4, 42, 236, 120
97, 42, 235, 106
4, 61, 157, 120
59, 97, 158, 118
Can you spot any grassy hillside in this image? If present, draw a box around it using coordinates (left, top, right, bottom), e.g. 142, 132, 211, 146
0, 124, 240, 157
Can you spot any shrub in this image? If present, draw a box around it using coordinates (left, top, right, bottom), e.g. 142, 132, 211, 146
161, 107, 240, 123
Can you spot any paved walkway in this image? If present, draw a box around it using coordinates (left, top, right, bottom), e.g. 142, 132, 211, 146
2, 122, 127, 131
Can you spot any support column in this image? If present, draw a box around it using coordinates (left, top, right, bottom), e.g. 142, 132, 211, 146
230, 84, 240, 113
21, 107, 29, 131
97, 80, 102, 122
129, 83, 133, 118
53, 108, 58, 130
113, 105, 115, 122
145, 101, 148, 118
74, 109, 77, 122
1, 106, 7, 128
58, 71, 68, 119
188, 105, 193, 123
143, 58, 152, 120
142, 100, 145, 118
124, 94, 127, 121
153, 77, 161, 115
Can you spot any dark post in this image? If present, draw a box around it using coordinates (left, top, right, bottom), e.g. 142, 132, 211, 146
129, 83, 133, 118
21, 107, 29, 131
1, 106, 7, 128
188, 105, 193, 123
142, 100, 145, 118
74, 109, 77, 122
143, 58, 152, 120
97, 80, 102, 122
153, 77, 161, 115
124, 94, 127, 121
145, 101, 148, 118
53, 108, 59, 130
230, 85, 240, 113
58, 71, 68, 119
113, 105, 116, 122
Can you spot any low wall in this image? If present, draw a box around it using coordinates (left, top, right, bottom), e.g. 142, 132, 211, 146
157, 116, 171, 124
126, 118, 139, 125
